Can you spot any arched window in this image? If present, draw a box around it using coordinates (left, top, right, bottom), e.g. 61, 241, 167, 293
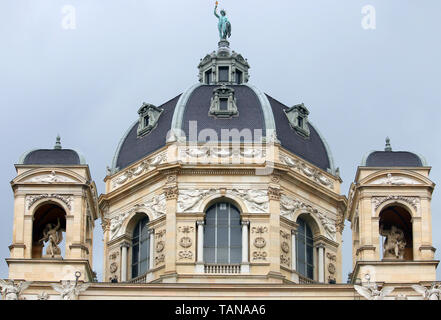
204, 203, 242, 264
296, 217, 314, 279
131, 216, 150, 278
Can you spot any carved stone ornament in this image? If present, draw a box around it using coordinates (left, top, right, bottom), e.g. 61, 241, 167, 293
268, 186, 281, 201
281, 241, 290, 254
369, 174, 420, 186
155, 254, 165, 265
280, 154, 333, 188
109, 251, 119, 261
411, 284, 441, 300
328, 263, 336, 275
178, 189, 217, 212
252, 251, 267, 261
372, 196, 419, 211
51, 280, 90, 300
24, 171, 76, 183
156, 241, 165, 253
252, 226, 268, 234
178, 251, 193, 260
354, 275, 395, 300
178, 226, 195, 234
26, 194, 73, 210
280, 194, 336, 241
326, 252, 337, 262
179, 237, 193, 249
165, 186, 179, 200
228, 189, 269, 213
253, 237, 266, 249
109, 194, 167, 240
0, 280, 32, 300
280, 254, 290, 266
111, 152, 167, 189
110, 262, 118, 274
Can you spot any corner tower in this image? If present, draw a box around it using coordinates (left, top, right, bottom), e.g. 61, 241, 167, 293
7, 137, 99, 282
348, 138, 438, 284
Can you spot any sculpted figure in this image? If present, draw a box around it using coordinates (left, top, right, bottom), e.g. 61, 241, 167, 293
51, 280, 90, 300
354, 275, 395, 300
412, 283, 441, 300
0, 280, 32, 300
380, 225, 406, 260
39, 218, 63, 258
214, 3, 231, 40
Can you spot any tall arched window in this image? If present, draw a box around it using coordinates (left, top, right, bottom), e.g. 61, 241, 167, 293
131, 216, 150, 278
204, 203, 242, 264
296, 217, 314, 279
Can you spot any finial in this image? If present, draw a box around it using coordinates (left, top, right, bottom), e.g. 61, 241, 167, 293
54, 134, 62, 150
385, 137, 392, 152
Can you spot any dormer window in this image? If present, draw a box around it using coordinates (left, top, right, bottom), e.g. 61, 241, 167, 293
284, 103, 310, 138
137, 103, 164, 137
209, 85, 238, 118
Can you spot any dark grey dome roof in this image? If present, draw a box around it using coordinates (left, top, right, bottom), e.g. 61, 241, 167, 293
361, 138, 427, 167
182, 85, 266, 141
363, 151, 425, 167
267, 95, 331, 172
112, 84, 335, 173
19, 137, 86, 166
113, 95, 180, 171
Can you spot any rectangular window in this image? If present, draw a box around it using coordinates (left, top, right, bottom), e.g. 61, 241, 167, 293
219, 98, 228, 111
297, 116, 303, 128
219, 66, 229, 82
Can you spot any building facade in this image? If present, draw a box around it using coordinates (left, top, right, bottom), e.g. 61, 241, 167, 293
1, 21, 439, 300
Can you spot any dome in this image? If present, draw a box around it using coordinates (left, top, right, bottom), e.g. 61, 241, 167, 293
112, 83, 335, 173
361, 138, 427, 167
111, 42, 335, 174
18, 136, 86, 165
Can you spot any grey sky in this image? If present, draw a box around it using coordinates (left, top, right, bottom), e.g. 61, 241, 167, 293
0, 0, 440, 282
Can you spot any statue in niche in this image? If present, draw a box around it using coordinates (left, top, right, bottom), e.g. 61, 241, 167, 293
380, 225, 406, 260
214, 2, 231, 40
0, 280, 32, 300
39, 218, 63, 258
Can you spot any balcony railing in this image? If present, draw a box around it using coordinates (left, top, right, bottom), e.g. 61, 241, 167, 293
204, 264, 241, 274
129, 273, 147, 284
298, 274, 317, 284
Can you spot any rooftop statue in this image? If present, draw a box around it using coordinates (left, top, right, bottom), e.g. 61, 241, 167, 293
214, 2, 231, 40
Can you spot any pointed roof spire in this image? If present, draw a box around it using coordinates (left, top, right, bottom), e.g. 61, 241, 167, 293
384, 137, 392, 152
54, 134, 62, 150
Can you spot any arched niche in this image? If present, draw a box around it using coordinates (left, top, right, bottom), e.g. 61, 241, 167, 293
379, 205, 413, 261
32, 201, 67, 258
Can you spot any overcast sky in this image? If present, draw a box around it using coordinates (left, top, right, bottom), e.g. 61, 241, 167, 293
0, 0, 440, 282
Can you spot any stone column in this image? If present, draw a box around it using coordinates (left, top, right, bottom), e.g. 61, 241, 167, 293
120, 242, 130, 282
317, 244, 325, 283
163, 178, 178, 282
149, 229, 155, 271
291, 230, 297, 271
196, 220, 205, 273
267, 184, 283, 281
241, 221, 250, 273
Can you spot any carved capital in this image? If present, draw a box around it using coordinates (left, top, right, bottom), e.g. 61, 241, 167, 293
164, 186, 179, 200
268, 186, 281, 201
196, 220, 205, 227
